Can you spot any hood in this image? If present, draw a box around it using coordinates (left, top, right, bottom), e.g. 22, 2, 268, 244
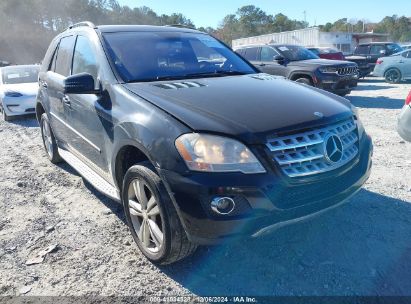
290, 59, 356, 67
124, 74, 352, 144
0, 82, 38, 97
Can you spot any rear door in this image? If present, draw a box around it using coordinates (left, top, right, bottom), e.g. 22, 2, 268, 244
354, 44, 370, 62
399, 51, 411, 78
46, 35, 76, 143
65, 35, 109, 172
369, 44, 386, 64
241, 47, 260, 67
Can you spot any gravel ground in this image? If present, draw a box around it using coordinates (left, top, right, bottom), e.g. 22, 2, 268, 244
0, 78, 411, 298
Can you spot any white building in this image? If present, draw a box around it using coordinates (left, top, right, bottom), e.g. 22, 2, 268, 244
232, 27, 389, 54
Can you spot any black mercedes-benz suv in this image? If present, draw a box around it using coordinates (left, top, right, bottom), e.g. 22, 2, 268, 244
36, 22, 372, 264
236, 44, 359, 96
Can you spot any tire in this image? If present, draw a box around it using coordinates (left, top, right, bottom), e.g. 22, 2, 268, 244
40, 113, 62, 164
295, 77, 313, 86
385, 68, 402, 84
122, 163, 197, 265
1, 106, 11, 121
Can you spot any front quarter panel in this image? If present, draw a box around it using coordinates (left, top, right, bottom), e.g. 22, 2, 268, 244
108, 84, 191, 186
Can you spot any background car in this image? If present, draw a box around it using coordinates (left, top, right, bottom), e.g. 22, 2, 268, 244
349, 42, 404, 69
0, 65, 39, 121
307, 47, 345, 60
373, 49, 411, 83
401, 44, 411, 50
236, 44, 359, 96
398, 90, 411, 142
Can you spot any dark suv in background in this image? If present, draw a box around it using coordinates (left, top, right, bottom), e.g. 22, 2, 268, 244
345, 42, 404, 74
36, 22, 372, 264
236, 44, 359, 96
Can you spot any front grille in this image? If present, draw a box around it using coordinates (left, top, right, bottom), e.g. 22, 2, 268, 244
266, 117, 359, 178
337, 67, 358, 76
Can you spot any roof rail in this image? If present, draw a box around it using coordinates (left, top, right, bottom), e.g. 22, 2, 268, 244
66, 21, 96, 31
165, 24, 196, 30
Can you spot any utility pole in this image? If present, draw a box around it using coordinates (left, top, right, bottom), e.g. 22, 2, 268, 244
303, 11, 307, 28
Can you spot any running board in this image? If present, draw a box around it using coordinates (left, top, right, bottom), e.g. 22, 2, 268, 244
58, 148, 120, 201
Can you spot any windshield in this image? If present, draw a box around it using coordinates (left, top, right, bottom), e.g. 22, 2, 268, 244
275, 45, 319, 61
102, 31, 256, 82
1, 66, 39, 84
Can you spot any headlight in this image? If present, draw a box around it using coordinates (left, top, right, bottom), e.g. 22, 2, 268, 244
5, 91, 23, 97
319, 67, 338, 74
351, 104, 360, 120
175, 133, 266, 174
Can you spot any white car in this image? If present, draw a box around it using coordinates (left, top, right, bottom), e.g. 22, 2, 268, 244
0, 65, 40, 121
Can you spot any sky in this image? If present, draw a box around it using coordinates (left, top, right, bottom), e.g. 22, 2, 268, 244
118, 0, 409, 28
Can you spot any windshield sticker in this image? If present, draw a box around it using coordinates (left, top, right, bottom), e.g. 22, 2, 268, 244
278, 47, 289, 51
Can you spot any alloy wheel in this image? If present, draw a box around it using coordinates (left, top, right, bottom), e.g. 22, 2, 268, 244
128, 178, 163, 253
386, 70, 400, 83
42, 120, 53, 158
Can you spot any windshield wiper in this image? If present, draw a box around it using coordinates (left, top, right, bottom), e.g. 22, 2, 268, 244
183, 70, 249, 78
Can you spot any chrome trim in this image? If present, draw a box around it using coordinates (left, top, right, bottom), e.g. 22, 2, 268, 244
266, 118, 359, 178
50, 112, 101, 153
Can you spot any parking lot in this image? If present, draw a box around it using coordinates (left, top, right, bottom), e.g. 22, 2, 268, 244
0, 78, 411, 297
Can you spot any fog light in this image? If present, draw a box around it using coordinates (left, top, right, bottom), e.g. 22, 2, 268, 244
211, 197, 235, 215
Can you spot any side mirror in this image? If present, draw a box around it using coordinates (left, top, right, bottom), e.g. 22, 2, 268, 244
379, 50, 386, 55
273, 55, 287, 65
64, 73, 99, 94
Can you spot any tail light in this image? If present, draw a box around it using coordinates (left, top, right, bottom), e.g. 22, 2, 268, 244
376, 59, 384, 65
406, 91, 411, 106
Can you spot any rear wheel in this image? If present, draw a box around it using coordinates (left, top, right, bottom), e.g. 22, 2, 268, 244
385, 68, 402, 83
295, 77, 313, 86
122, 163, 197, 264
40, 113, 62, 163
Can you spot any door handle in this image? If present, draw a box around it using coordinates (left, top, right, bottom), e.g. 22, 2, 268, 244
259, 63, 266, 66
41, 81, 48, 88
62, 95, 71, 107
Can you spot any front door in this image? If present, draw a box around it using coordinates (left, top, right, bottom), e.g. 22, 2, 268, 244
65, 35, 111, 174
259, 46, 288, 77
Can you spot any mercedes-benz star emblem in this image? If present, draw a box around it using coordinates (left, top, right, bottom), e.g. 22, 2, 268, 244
323, 134, 344, 163
314, 112, 324, 118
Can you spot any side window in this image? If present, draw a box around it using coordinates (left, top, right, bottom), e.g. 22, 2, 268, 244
370, 45, 385, 55
236, 49, 246, 57
402, 51, 411, 59
261, 47, 279, 62
72, 36, 98, 82
244, 47, 258, 61
55, 36, 76, 77
354, 45, 369, 55
48, 44, 59, 72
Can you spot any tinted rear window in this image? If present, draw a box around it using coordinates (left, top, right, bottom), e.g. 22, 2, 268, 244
1, 66, 39, 84
354, 45, 369, 54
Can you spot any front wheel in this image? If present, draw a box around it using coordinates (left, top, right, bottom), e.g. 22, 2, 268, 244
122, 163, 197, 264
1, 106, 11, 121
40, 113, 62, 163
385, 68, 402, 83
295, 77, 313, 86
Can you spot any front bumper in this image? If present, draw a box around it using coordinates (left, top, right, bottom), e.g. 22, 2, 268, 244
315, 73, 359, 95
1, 96, 36, 117
398, 105, 411, 142
160, 134, 373, 245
